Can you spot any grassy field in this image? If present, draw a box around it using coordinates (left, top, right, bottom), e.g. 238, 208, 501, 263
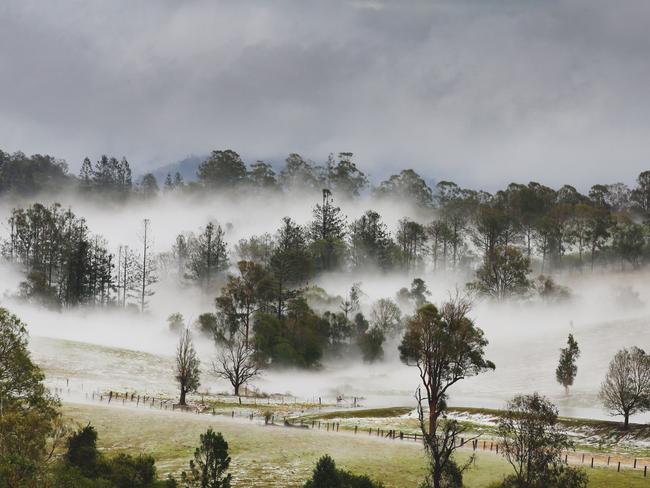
62, 402, 650, 487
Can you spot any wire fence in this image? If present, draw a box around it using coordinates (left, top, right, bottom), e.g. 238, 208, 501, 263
57, 385, 650, 479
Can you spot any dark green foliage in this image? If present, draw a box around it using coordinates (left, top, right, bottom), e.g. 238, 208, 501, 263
4, 203, 115, 307
349, 210, 397, 270
303, 455, 384, 488
470, 245, 531, 300
0, 308, 60, 487
612, 221, 646, 268
556, 334, 580, 393
103, 453, 157, 488
248, 161, 278, 190
198, 150, 247, 189
186, 222, 229, 290
309, 190, 347, 271
278, 153, 322, 190
374, 169, 433, 208
269, 218, 312, 318
396, 278, 430, 309
62, 424, 159, 487
79, 155, 132, 197
0, 150, 73, 195
325, 152, 368, 198
140, 173, 160, 198
254, 298, 328, 368
396, 218, 427, 270
181, 428, 231, 488
196, 312, 218, 336
65, 424, 99, 477
357, 327, 385, 363
497, 393, 588, 488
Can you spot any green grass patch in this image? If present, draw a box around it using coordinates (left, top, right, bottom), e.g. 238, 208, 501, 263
61, 402, 649, 488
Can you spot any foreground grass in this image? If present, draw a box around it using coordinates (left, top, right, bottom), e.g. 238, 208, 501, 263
62, 402, 650, 487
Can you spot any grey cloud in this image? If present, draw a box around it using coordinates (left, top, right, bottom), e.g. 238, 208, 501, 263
1, 0, 650, 191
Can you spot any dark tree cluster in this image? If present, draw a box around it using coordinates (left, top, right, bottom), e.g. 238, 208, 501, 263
0, 149, 73, 196
79, 155, 132, 197
3, 204, 115, 307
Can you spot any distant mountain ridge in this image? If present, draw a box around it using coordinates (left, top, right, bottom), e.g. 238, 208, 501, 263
149, 154, 206, 184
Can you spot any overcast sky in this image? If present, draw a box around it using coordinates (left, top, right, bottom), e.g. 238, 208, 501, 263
1, 0, 650, 191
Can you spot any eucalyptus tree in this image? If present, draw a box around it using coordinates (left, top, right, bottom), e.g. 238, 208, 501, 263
399, 296, 494, 488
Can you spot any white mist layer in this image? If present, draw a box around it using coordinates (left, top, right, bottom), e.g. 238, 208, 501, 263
0, 192, 649, 422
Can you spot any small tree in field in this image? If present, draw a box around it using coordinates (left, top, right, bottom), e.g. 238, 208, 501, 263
555, 334, 580, 394
175, 329, 201, 406
213, 330, 260, 396
399, 295, 494, 488
181, 428, 231, 488
599, 347, 650, 429
497, 393, 588, 488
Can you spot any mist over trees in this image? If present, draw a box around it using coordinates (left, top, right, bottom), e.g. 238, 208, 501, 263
4, 146, 650, 375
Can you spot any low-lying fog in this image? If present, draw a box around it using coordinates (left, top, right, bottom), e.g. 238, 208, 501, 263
1, 192, 649, 422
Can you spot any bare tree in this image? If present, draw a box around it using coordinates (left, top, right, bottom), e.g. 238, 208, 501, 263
136, 219, 157, 312
213, 330, 260, 396
175, 329, 201, 406
370, 298, 402, 339
599, 347, 650, 429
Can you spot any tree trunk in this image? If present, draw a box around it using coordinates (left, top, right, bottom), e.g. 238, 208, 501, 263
624, 412, 630, 429
234, 384, 240, 396
428, 400, 437, 437
180, 387, 186, 406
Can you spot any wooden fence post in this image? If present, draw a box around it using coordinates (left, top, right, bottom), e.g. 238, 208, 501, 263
591, 458, 594, 468
617, 461, 621, 472
607, 456, 610, 466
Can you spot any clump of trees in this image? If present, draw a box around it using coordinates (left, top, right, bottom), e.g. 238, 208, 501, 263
3, 204, 115, 307
599, 347, 650, 428
6, 152, 650, 313
5, 145, 650, 281
0, 306, 175, 487
303, 455, 384, 488
0, 307, 62, 486
59, 424, 162, 487
495, 393, 588, 488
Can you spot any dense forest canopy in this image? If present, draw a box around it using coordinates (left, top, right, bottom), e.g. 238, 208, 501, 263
2, 146, 650, 367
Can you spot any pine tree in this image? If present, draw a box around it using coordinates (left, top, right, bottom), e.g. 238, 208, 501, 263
309, 189, 346, 271
556, 334, 580, 394
187, 222, 228, 290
